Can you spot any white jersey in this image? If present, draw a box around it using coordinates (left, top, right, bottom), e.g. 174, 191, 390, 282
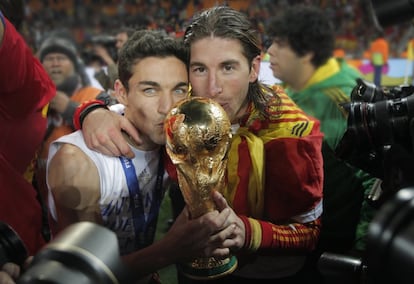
47, 130, 167, 255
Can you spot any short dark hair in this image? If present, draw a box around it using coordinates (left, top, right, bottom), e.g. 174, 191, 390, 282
117, 30, 189, 91
266, 5, 335, 67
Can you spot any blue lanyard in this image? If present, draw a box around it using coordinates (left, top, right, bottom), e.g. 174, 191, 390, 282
119, 148, 164, 249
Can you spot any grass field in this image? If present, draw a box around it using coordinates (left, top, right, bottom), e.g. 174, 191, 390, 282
362, 73, 407, 87
155, 190, 179, 283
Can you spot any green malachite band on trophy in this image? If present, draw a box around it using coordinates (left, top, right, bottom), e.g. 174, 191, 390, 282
178, 255, 238, 280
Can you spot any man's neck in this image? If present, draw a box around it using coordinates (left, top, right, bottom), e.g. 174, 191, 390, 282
289, 64, 315, 92
122, 131, 159, 152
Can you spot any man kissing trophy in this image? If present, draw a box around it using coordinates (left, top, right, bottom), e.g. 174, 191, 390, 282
164, 97, 237, 279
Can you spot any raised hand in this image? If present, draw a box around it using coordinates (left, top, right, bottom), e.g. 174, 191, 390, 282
82, 108, 140, 158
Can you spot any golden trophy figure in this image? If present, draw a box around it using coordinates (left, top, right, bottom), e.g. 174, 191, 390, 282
164, 97, 237, 280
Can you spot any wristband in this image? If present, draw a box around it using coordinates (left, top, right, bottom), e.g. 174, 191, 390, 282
239, 215, 252, 249
73, 100, 108, 130
239, 216, 262, 252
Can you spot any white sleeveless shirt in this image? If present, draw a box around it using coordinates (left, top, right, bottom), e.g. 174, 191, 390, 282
47, 130, 167, 255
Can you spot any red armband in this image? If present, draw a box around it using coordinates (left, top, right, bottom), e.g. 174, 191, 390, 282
240, 216, 321, 251
73, 99, 108, 130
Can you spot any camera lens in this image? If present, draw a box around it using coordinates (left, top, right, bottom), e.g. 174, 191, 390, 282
17, 222, 126, 284
367, 188, 414, 284
0, 221, 28, 267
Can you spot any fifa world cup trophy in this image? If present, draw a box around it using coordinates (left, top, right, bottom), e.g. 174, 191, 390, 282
164, 97, 237, 279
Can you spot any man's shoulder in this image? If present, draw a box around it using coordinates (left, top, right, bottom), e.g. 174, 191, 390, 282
50, 138, 92, 169
49, 131, 95, 170
52, 131, 113, 164
47, 134, 102, 193
306, 62, 358, 100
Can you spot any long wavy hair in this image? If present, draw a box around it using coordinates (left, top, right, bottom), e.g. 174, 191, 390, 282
184, 6, 277, 118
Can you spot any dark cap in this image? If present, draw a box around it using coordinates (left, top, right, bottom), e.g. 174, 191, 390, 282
39, 36, 79, 70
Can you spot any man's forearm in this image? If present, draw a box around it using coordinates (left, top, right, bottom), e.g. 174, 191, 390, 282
122, 238, 176, 280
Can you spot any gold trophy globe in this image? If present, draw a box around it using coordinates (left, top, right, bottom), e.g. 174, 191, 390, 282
164, 96, 237, 280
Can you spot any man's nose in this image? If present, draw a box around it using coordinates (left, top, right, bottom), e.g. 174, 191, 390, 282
208, 73, 223, 97
158, 92, 175, 114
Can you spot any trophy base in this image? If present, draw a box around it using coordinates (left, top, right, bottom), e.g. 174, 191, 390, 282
178, 255, 238, 280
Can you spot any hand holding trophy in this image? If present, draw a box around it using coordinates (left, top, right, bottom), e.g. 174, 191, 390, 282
164, 96, 237, 280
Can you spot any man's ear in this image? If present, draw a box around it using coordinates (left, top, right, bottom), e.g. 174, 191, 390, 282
114, 79, 128, 105
302, 51, 314, 65
249, 55, 261, 83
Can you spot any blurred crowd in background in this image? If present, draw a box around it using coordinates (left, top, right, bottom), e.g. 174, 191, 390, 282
21, 0, 413, 62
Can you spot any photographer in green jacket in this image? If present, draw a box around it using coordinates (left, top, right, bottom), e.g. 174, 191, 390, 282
266, 5, 378, 282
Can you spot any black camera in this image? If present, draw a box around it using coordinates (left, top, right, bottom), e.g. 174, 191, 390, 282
90, 35, 116, 46
335, 78, 414, 186
318, 1, 414, 283
323, 77, 414, 282
319, 187, 414, 284
83, 34, 118, 65
0, 222, 28, 268
0, 221, 127, 284
327, 69, 414, 284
